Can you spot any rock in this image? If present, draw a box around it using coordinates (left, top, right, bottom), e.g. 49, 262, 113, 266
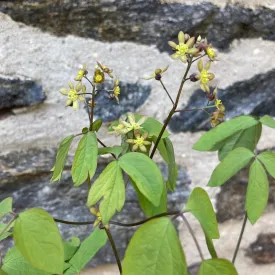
246, 233, 275, 264
92, 81, 151, 122
169, 69, 275, 133
0, 148, 191, 266
0, 1, 274, 51
0, 74, 45, 111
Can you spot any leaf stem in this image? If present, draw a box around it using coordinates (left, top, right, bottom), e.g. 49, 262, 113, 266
54, 210, 185, 227
89, 85, 96, 131
97, 138, 117, 159
0, 217, 16, 237
232, 212, 248, 264
150, 58, 193, 159
180, 214, 204, 261
103, 226, 122, 274
159, 79, 174, 105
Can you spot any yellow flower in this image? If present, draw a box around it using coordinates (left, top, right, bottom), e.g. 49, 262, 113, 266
144, 65, 169, 80
74, 64, 88, 81
122, 113, 147, 132
195, 59, 215, 93
90, 207, 102, 227
60, 82, 85, 110
109, 113, 147, 136
97, 61, 114, 78
93, 69, 105, 84
168, 31, 199, 63
210, 88, 225, 127
111, 78, 120, 104
127, 130, 151, 152
203, 38, 217, 61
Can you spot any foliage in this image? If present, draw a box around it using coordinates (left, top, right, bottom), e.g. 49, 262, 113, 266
1, 30, 274, 275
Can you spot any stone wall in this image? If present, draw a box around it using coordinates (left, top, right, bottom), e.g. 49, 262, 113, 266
0, 1, 275, 274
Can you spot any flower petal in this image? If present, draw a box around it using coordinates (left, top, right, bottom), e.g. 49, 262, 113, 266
73, 100, 79, 110
140, 145, 147, 152
178, 31, 185, 44
137, 116, 147, 126
205, 61, 211, 70
126, 139, 136, 144
186, 37, 195, 47
60, 88, 68, 95
180, 55, 187, 63
132, 144, 138, 151
69, 82, 74, 89
198, 59, 203, 72
171, 53, 180, 60
168, 41, 177, 49
208, 73, 215, 81
65, 99, 73, 107
187, 48, 199, 55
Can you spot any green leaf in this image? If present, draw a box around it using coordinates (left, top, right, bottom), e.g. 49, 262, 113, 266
2, 247, 51, 275
0, 269, 7, 275
133, 180, 167, 217
258, 151, 275, 178
152, 137, 169, 163
193, 116, 258, 152
51, 135, 74, 182
0, 197, 12, 219
92, 119, 103, 132
199, 258, 238, 275
72, 132, 98, 186
98, 146, 123, 158
135, 115, 169, 139
260, 115, 275, 128
63, 236, 80, 261
164, 138, 178, 191
208, 147, 255, 187
87, 161, 125, 224
246, 159, 269, 224
184, 188, 219, 258
13, 208, 64, 274
123, 217, 188, 275
64, 228, 107, 275
0, 223, 13, 241
119, 152, 164, 206
218, 123, 262, 161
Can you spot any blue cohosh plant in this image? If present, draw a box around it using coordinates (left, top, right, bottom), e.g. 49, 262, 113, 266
1, 30, 275, 275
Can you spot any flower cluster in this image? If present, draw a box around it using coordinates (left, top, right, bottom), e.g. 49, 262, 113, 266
210, 88, 225, 127
60, 62, 121, 110
126, 130, 151, 152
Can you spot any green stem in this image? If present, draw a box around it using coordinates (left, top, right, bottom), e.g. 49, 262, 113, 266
97, 138, 117, 159
180, 214, 204, 261
89, 85, 96, 131
103, 227, 122, 274
232, 212, 248, 264
150, 58, 193, 159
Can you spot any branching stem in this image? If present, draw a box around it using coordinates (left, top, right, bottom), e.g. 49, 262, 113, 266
159, 79, 174, 105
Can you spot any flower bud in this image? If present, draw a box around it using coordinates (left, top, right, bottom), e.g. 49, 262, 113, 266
155, 73, 162, 81
189, 73, 199, 82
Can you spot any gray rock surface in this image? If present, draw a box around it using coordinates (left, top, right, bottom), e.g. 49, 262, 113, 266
93, 81, 151, 122
0, 74, 45, 111
169, 69, 275, 132
0, 1, 274, 51
0, 148, 191, 266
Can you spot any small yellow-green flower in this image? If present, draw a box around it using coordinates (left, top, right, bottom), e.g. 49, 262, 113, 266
144, 65, 169, 80
122, 113, 147, 132
168, 31, 199, 63
90, 207, 102, 227
74, 64, 88, 81
60, 82, 85, 110
93, 69, 105, 84
112, 78, 120, 104
195, 59, 215, 93
127, 130, 151, 152
108, 116, 129, 136
204, 38, 217, 61
97, 61, 114, 78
